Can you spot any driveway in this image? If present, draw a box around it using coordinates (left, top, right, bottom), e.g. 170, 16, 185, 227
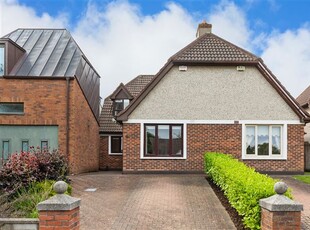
71, 172, 235, 230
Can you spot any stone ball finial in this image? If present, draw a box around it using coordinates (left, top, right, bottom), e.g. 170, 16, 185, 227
274, 181, 288, 195
53, 181, 68, 194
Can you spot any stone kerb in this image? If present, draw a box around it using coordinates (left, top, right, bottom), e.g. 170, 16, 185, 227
259, 181, 303, 230
37, 181, 81, 230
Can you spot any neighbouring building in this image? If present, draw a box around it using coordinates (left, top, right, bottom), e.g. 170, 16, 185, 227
0, 28, 100, 174
296, 85, 310, 143
100, 22, 309, 173
99, 75, 154, 170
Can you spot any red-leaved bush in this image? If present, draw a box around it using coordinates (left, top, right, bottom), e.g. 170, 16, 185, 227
0, 147, 68, 194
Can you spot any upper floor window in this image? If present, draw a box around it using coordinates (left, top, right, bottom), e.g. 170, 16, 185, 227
0, 44, 4, 76
0, 103, 24, 115
113, 99, 130, 116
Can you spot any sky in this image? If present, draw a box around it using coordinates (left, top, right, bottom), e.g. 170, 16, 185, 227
1, 0, 310, 98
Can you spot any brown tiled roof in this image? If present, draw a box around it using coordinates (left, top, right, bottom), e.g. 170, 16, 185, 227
296, 85, 310, 108
171, 33, 259, 63
99, 75, 154, 133
117, 31, 310, 122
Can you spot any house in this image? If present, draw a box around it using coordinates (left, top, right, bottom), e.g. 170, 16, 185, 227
99, 75, 154, 170
100, 21, 309, 173
0, 29, 100, 174
296, 85, 310, 143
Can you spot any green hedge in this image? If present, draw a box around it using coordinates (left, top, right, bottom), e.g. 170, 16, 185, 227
204, 152, 292, 230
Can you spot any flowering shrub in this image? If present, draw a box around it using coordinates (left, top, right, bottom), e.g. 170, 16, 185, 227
0, 148, 68, 195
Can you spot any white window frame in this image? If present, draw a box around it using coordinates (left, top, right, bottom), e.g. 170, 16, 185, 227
109, 135, 123, 155
242, 123, 287, 160
140, 122, 187, 160
0, 43, 5, 76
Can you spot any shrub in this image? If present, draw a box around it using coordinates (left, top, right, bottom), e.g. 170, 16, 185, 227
13, 180, 72, 218
0, 148, 68, 195
204, 152, 292, 230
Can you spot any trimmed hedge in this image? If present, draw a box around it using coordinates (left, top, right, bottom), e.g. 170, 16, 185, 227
204, 152, 292, 230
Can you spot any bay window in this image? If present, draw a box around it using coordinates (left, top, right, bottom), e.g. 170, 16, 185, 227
145, 124, 183, 157
245, 125, 283, 158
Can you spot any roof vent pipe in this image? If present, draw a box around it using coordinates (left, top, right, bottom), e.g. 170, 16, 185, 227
196, 20, 212, 38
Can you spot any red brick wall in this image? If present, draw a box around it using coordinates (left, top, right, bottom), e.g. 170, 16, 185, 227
123, 123, 304, 173
0, 78, 99, 174
69, 80, 99, 174
261, 208, 301, 230
99, 136, 123, 170
39, 207, 80, 230
0, 78, 67, 152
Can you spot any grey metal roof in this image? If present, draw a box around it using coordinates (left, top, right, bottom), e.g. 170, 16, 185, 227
1, 29, 101, 120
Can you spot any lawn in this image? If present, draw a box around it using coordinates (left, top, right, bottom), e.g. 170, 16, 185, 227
293, 172, 310, 184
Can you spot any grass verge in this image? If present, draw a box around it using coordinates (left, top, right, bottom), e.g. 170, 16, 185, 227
293, 172, 310, 184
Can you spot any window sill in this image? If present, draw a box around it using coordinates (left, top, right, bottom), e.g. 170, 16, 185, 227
141, 156, 186, 160
242, 156, 287, 160
109, 153, 123, 156
0, 113, 24, 115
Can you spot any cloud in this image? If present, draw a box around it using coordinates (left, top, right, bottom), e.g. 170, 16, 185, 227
1, 0, 310, 99
261, 26, 310, 97
72, 1, 196, 98
0, 0, 68, 35
207, 0, 253, 50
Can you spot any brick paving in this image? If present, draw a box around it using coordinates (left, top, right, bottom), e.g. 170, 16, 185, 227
71, 172, 235, 230
273, 175, 310, 230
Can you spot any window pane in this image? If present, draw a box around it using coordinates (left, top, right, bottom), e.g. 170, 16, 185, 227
22, 141, 29, 152
113, 100, 124, 115
158, 125, 169, 156
272, 127, 281, 155
0, 45, 4, 76
111, 136, 122, 153
2, 141, 9, 160
246, 126, 255, 155
41, 141, 48, 150
0, 103, 24, 114
172, 126, 182, 155
123, 99, 129, 109
146, 126, 156, 155
257, 126, 269, 156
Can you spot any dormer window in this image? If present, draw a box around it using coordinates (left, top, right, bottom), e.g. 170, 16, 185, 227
0, 44, 4, 76
113, 99, 130, 116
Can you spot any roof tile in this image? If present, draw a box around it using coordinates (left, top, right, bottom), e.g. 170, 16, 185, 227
172, 33, 259, 63
296, 85, 310, 107
99, 75, 154, 133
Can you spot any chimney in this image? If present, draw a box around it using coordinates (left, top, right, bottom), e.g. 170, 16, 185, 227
196, 20, 212, 38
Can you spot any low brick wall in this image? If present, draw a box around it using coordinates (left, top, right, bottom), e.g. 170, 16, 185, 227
260, 182, 303, 230
0, 218, 39, 230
